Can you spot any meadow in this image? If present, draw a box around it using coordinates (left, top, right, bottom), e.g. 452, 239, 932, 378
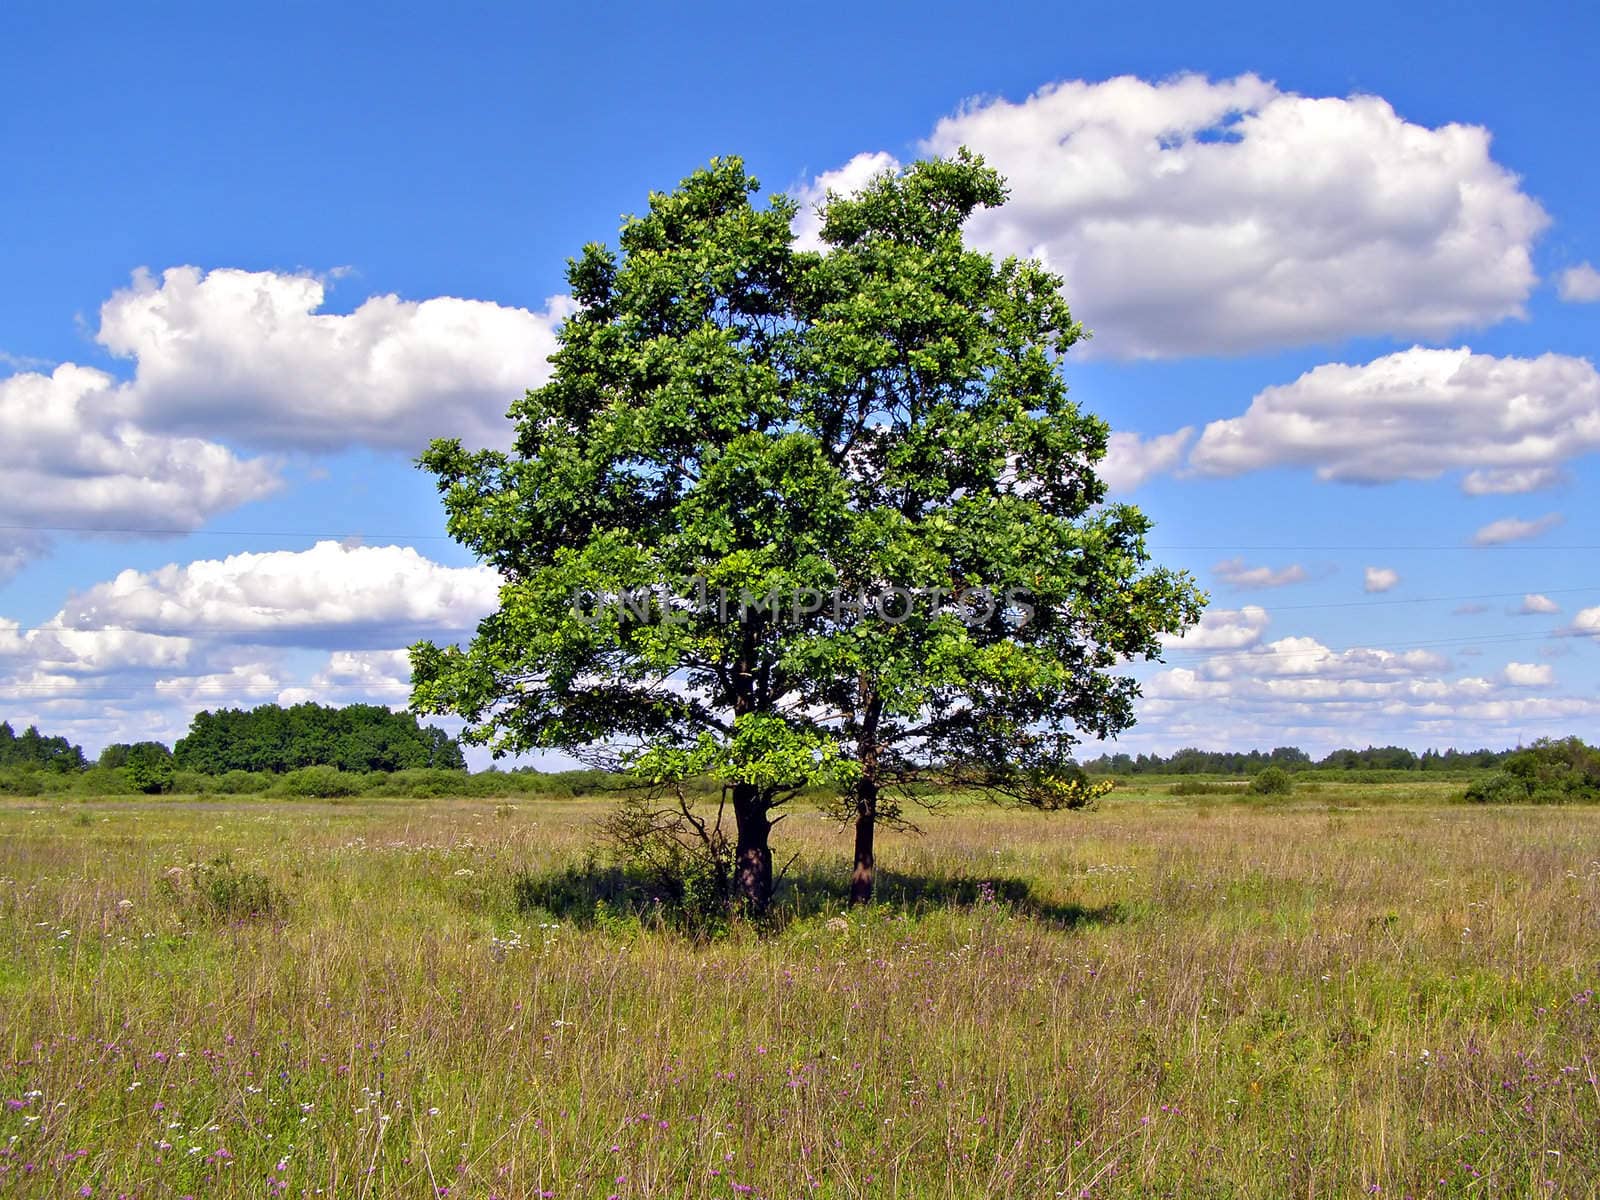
1, 781, 1596, 1198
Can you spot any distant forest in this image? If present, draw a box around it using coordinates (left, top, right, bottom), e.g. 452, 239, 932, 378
3, 711, 1522, 785
1, 701, 465, 784
0, 721, 89, 772
174, 702, 465, 774
1080, 745, 1512, 775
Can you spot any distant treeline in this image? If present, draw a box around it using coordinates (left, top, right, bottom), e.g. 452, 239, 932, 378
0, 721, 89, 772
174, 702, 465, 774
0, 762, 631, 800
0, 703, 467, 795
1082, 744, 1513, 775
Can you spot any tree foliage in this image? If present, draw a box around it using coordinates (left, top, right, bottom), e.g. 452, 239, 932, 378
0, 721, 87, 772
173, 702, 465, 775
100, 741, 177, 793
1464, 737, 1600, 804
412, 152, 1204, 910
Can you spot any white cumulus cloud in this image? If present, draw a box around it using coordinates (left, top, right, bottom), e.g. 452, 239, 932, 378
1198, 635, 1450, 682
1099, 428, 1194, 493
1160, 605, 1270, 650
1126, 630, 1597, 755
1364, 567, 1400, 593
900, 74, 1547, 357
1472, 513, 1564, 546
1213, 558, 1308, 590
0, 364, 282, 578
1557, 263, 1600, 303
97, 266, 573, 452
152, 662, 286, 709
1518, 593, 1561, 615
306, 649, 414, 704
1461, 466, 1568, 495
56, 541, 501, 645
1189, 348, 1600, 488
1503, 661, 1554, 687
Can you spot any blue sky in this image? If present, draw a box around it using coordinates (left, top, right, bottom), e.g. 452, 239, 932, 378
2, 0, 1597, 763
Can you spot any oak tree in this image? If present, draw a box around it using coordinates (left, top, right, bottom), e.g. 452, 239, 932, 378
410, 153, 1203, 911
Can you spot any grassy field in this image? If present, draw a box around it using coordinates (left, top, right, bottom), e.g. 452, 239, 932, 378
1, 786, 1597, 1198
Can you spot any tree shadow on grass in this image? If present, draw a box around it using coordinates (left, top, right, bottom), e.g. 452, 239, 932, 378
771, 864, 1126, 931
509, 858, 1126, 935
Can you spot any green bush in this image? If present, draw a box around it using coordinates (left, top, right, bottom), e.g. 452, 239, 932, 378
1463, 737, 1600, 804
71, 766, 135, 796
274, 765, 361, 798
0, 767, 46, 796
124, 742, 176, 794
208, 770, 272, 794
365, 768, 478, 797
170, 855, 286, 921
1249, 766, 1294, 796
1169, 779, 1246, 796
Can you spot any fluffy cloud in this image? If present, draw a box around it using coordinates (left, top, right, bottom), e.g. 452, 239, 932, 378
1189, 348, 1600, 487
1364, 567, 1400, 593
1558, 263, 1600, 303
0, 364, 282, 578
1503, 662, 1554, 687
1161, 605, 1269, 651
1461, 467, 1568, 495
895, 74, 1546, 358
1099, 428, 1194, 493
0, 545, 496, 754
0, 619, 193, 676
1518, 593, 1561, 615
1213, 558, 1308, 589
97, 266, 572, 452
1472, 513, 1564, 546
56, 541, 500, 644
1125, 624, 1597, 755
152, 662, 286, 709
292, 650, 413, 706
1572, 607, 1600, 635
1189, 635, 1450, 683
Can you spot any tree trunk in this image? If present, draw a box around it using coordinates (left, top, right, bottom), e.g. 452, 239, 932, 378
850, 685, 884, 907
850, 776, 877, 905
731, 781, 772, 913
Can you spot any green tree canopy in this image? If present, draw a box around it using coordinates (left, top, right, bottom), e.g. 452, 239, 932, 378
0, 720, 87, 772
412, 152, 1203, 910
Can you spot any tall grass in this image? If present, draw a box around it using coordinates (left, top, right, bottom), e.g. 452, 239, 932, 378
0, 792, 1596, 1196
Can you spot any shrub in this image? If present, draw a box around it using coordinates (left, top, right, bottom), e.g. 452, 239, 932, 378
165, 855, 286, 921
1169, 780, 1246, 796
0, 767, 45, 796
600, 792, 735, 938
124, 742, 176, 794
1249, 767, 1294, 796
209, 770, 272, 795
1463, 737, 1600, 804
274, 766, 361, 798
71, 766, 135, 796
366, 768, 475, 798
